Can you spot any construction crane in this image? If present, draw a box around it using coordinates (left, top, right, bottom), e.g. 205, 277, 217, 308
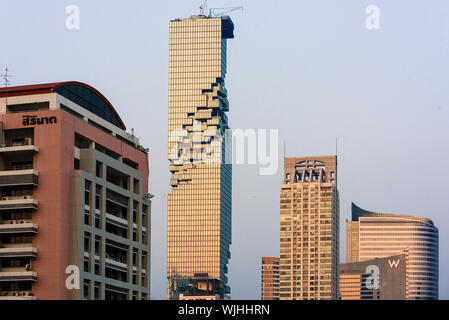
199, 0, 208, 16
209, 6, 243, 18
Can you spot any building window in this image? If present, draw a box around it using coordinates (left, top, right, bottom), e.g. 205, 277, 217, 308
74, 158, 80, 170
133, 179, 140, 195
96, 161, 103, 178
83, 279, 91, 300
94, 282, 101, 300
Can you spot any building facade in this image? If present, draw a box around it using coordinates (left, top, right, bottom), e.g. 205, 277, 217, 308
279, 156, 339, 300
178, 273, 224, 300
340, 253, 408, 300
0, 82, 151, 300
167, 14, 234, 299
347, 203, 438, 300
261, 256, 280, 300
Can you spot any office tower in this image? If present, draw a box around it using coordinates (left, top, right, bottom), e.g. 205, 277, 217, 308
279, 156, 339, 300
0, 82, 151, 300
261, 256, 280, 300
167, 14, 234, 299
347, 203, 439, 300
340, 253, 408, 300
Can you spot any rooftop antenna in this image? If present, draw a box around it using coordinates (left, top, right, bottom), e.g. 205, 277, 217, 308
336, 137, 339, 164
199, 0, 208, 16
1, 67, 12, 88
283, 138, 286, 159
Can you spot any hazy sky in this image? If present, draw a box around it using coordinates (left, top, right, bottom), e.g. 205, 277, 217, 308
1, 0, 448, 300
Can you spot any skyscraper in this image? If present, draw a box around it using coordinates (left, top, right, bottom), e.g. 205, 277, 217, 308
261, 256, 280, 300
0, 82, 151, 300
279, 156, 339, 300
167, 14, 234, 299
347, 203, 439, 300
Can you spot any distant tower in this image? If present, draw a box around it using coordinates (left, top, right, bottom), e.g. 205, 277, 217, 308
340, 252, 409, 300
347, 203, 439, 300
167, 14, 235, 299
261, 256, 280, 300
279, 156, 339, 300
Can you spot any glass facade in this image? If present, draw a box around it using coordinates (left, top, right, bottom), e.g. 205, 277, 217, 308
55, 84, 124, 129
167, 16, 234, 299
347, 203, 439, 300
279, 157, 339, 300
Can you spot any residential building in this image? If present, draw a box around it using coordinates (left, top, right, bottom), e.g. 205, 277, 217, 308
261, 256, 280, 300
279, 156, 339, 300
0, 81, 151, 300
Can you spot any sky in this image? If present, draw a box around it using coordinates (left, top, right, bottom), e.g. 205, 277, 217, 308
1, 0, 448, 300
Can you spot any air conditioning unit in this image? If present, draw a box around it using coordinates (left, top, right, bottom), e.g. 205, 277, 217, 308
24, 138, 33, 146
1, 197, 8, 201
23, 195, 31, 200
9, 220, 14, 225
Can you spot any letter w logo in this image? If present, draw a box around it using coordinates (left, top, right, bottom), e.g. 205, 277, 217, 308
388, 260, 400, 268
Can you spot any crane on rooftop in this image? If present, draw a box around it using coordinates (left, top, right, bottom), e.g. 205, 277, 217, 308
199, 0, 208, 16
209, 6, 243, 17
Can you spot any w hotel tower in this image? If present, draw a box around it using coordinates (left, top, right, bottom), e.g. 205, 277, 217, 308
0, 82, 151, 300
347, 203, 439, 300
279, 156, 339, 300
167, 15, 234, 299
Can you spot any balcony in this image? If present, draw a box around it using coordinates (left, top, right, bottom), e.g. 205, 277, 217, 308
0, 290, 36, 300
106, 213, 128, 229
0, 196, 38, 211
0, 246, 38, 258
0, 271, 37, 282
0, 220, 38, 234
0, 169, 38, 187
132, 224, 147, 232
132, 266, 147, 275
105, 242, 128, 274
0, 139, 38, 155
105, 257, 128, 273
